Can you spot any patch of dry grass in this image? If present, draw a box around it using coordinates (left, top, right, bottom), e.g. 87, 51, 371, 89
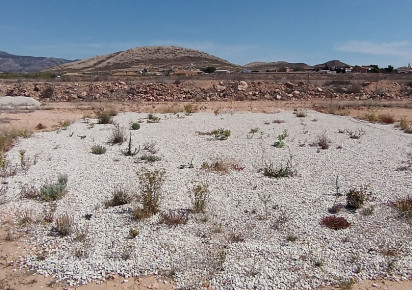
0, 127, 32, 153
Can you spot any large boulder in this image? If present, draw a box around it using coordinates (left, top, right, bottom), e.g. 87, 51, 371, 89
0, 96, 41, 110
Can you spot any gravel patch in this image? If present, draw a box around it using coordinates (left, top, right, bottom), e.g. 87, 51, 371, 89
1, 110, 411, 289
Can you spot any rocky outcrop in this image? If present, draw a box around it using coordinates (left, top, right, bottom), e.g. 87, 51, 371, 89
1, 80, 410, 103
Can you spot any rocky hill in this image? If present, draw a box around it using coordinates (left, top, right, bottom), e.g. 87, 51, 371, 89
49, 46, 238, 73
0, 51, 72, 73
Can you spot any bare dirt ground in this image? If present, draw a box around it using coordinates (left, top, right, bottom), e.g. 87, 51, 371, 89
1, 99, 411, 290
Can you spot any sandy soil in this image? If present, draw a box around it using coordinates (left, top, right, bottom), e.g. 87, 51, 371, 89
1, 99, 411, 290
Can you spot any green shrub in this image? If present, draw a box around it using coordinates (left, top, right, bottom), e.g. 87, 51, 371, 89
346, 186, 370, 210
130, 122, 140, 130
212, 128, 231, 140
40, 174, 68, 201
189, 181, 210, 213
147, 113, 160, 123
133, 168, 165, 219
91, 145, 106, 155
260, 154, 295, 178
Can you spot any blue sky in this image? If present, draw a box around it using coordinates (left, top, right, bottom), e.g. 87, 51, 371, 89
1, 0, 411, 67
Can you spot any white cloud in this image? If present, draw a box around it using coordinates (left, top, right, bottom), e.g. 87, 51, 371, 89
335, 40, 411, 57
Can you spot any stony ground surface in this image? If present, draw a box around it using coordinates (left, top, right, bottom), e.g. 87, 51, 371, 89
0, 108, 411, 289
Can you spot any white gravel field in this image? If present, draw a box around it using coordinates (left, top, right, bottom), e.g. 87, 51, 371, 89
1, 110, 411, 289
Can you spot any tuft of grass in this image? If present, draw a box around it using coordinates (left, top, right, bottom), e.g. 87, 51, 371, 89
109, 124, 125, 144
146, 113, 160, 123
91, 145, 106, 155
260, 154, 295, 178
295, 110, 307, 118
104, 190, 131, 208
40, 174, 68, 201
189, 181, 210, 213
272, 119, 285, 124
139, 154, 161, 163
399, 118, 410, 131
129, 228, 139, 238
15, 209, 35, 226
348, 129, 365, 139
311, 132, 331, 150
286, 233, 298, 242
364, 111, 379, 123
54, 213, 73, 236
184, 104, 193, 115
389, 196, 412, 220
0, 127, 32, 153
96, 110, 113, 124
320, 216, 351, 230
379, 114, 395, 124
21, 184, 39, 199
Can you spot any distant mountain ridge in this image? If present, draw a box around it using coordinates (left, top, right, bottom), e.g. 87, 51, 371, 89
0, 46, 352, 73
0, 51, 73, 73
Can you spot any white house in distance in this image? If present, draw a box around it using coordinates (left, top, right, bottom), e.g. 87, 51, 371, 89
398, 63, 412, 73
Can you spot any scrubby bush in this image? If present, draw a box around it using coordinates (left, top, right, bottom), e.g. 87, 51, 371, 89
390, 196, 412, 220
40, 174, 68, 201
91, 145, 106, 155
132, 168, 165, 219
41, 86, 54, 99
261, 154, 295, 178
104, 190, 131, 208
379, 114, 395, 124
130, 122, 140, 130
54, 213, 73, 236
346, 186, 370, 210
212, 128, 231, 140
109, 124, 125, 144
189, 181, 210, 213
96, 111, 113, 124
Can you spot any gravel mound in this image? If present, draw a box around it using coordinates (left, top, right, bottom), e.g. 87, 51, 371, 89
1, 111, 411, 289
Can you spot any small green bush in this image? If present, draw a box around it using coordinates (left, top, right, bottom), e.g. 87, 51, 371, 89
346, 186, 369, 210
261, 155, 295, 178
91, 145, 106, 155
212, 128, 231, 140
40, 174, 68, 201
130, 122, 140, 130
189, 181, 210, 213
133, 168, 165, 219
147, 114, 160, 123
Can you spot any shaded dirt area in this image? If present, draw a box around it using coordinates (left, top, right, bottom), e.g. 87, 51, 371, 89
0, 99, 411, 290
